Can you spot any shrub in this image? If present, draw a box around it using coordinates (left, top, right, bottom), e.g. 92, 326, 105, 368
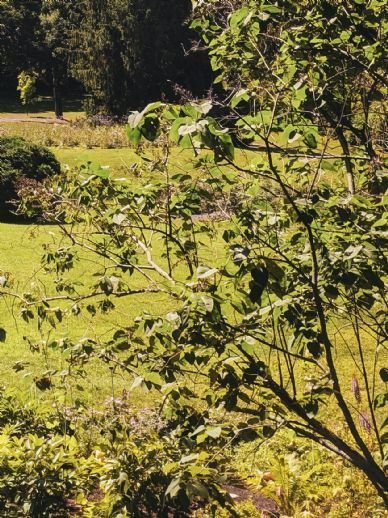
0, 136, 60, 219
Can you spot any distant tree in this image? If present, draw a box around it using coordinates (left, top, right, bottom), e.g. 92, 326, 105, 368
40, 0, 80, 118
69, 0, 210, 114
17, 71, 38, 114
0, 0, 80, 116
0, 0, 43, 90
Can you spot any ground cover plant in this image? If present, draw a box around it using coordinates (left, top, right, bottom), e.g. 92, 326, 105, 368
0, 0, 387, 515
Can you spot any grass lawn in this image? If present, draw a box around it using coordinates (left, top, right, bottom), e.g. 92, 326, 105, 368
0, 221, 175, 407
54, 147, 141, 171
0, 118, 382, 419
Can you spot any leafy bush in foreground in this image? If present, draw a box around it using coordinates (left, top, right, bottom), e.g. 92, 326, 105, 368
0, 136, 60, 219
19, 0, 386, 508
0, 390, 227, 516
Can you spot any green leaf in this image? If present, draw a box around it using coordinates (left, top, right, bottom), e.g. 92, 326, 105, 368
141, 101, 164, 116
218, 135, 235, 161
304, 132, 317, 149
193, 100, 212, 114
380, 368, 388, 383
229, 7, 250, 28
145, 372, 164, 386
130, 376, 144, 391
374, 393, 388, 409
201, 296, 214, 312
126, 126, 142, 146
231, 89, 249, 108
141, 115, 160, 141
181, 453, 199, 463
206, 426, 222, 439
165, 477, 181, 498
261, 4, 282, 13
169, 117, 192, 142
127, 110, 143, 128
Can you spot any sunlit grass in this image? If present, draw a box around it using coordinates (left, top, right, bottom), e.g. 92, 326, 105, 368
0, 222, 177, 406
0, 119, 375, 414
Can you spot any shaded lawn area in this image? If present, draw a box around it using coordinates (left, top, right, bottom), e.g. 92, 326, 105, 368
0, 96, 84, 121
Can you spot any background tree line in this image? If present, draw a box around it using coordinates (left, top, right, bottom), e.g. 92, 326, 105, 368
0, 0, 211, 115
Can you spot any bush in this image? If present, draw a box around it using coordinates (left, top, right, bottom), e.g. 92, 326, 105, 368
0, 136, 60, 219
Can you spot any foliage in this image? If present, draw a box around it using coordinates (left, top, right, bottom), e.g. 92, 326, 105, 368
0, 0, 81, 113
17, 71, 38, 113
231, 428, 387, 517
69, 0, 209, 114
14, 0, 387, 509
1, 0, 210, 115
0, 390, 93, 517
0, 136, 60, 219
2, 0, 388, 514
39, 0, 82, 117
0, 389, 231, 516
192, 0, 387, 193
0, 0, 42, 89
18, 125, 387, 507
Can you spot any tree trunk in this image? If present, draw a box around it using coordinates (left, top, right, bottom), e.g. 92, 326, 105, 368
52, 66, 64, 119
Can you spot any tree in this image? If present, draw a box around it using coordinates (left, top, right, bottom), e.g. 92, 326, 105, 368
191, 0, 386, 194
0, 0, 43, 91
39, 0, 79, 118
69, 0, 210, 114
17, 71, 38, 114
0, 0, 78, 117
9, 0, 388, 510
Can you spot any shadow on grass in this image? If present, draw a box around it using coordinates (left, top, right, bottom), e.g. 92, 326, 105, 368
0, 214, 60, 226
0, 204, 60, 225
0, 97, 83, 115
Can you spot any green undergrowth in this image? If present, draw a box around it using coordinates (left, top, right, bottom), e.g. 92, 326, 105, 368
205, 428, 386, 517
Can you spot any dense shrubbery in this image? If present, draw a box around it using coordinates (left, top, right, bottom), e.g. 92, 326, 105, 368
0, 391, 230, 516
0, 137, 60, 219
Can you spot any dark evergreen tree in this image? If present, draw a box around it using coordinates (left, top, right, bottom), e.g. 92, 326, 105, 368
0, 0, 80, 115
40, 0, 82, 117
0, 0, 43, 92
69, 0, 210, 114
